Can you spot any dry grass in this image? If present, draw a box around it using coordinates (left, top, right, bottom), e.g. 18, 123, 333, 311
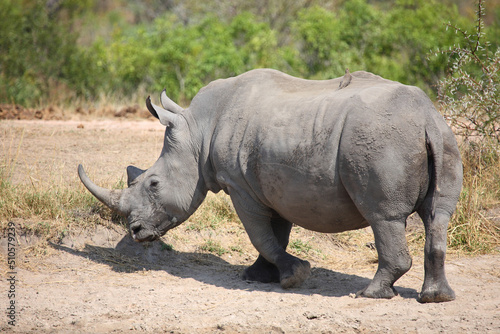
448, 140, 500, 254
0, 129, 125, 239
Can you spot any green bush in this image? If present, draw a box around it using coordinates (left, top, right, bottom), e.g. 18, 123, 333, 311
437, 0, 500, 142
1, 0, 497, 106
292, 0, 470, 95
0, 0, 96, 105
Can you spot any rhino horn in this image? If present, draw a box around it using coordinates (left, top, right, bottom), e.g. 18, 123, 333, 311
78, 164, 126, 214
160, 89, 184, 114
146, 96, 181, 127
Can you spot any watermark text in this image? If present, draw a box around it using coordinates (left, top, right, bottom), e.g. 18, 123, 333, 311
6, 221, 17, 326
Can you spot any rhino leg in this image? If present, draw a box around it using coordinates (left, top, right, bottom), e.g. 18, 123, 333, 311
356, 219, 412, 299
229, 190, 310, 289
417, 209, 455, 303
242, 213, 292, 283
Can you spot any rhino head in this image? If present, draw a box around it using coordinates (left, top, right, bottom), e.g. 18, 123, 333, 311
78, 91, 207, 242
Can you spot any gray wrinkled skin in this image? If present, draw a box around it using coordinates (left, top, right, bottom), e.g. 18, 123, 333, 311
79, 69, 463, 303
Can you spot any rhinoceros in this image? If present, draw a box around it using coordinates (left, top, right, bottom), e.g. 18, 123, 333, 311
78, 69, 463, 303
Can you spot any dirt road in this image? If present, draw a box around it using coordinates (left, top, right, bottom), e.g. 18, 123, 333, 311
1, 120, 499, 333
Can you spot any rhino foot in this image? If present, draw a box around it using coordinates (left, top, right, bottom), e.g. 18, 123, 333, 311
242, 255, 280, 283
279, 259, 311, 289
418, 282, 455, 303
356, 284, 398, 299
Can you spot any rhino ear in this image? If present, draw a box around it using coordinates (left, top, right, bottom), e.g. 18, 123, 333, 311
126, 165, 146, 187
160, 89, 183, 114
146, 96, 180, 127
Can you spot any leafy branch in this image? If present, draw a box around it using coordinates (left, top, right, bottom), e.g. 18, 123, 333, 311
437, 0, 500, 142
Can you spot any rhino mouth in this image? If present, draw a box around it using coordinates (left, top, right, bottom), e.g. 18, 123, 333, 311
129, 221, 160, 242
129, 218, 177, 242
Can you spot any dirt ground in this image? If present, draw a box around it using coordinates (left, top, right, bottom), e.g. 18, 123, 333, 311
1, 119, 500, 333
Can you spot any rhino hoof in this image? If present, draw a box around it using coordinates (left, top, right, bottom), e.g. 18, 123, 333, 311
280, 260, 311, 289
418, 285, 455, 303
356, 285, 398, 299
242, 257, 280, 283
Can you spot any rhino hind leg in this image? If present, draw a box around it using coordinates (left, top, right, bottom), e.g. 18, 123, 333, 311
242, 214, 293, 284
417, 209, 455, 303
356, 219, 412, 299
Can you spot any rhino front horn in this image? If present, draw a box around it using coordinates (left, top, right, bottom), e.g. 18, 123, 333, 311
78, 164, 126, 213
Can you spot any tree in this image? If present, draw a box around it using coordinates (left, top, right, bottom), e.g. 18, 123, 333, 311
437, 0, 500, 142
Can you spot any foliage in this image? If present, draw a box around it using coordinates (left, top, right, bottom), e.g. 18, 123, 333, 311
291, 0, 473, 94
437, 0, 500, 142
1, 0, 497, 106
383, 0, 472, 89
0, 0, 96, 105
434, 0, 500, 253
106, 12, 301, 103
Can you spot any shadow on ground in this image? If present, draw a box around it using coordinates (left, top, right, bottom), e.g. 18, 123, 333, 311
49, 233, 418, 300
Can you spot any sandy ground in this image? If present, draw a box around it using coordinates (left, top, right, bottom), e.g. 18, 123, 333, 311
1, 119, 499, 333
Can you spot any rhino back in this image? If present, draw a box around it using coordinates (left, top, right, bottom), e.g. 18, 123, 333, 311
205, 69, 430, 232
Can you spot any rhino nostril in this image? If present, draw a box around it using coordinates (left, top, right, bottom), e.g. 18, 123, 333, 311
130, 222, 142, 235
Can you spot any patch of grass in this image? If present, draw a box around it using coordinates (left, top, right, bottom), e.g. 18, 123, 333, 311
0, 164, 125, 237
229, 245, 243, 254
289, 239, 313, 255
0, 168, 81, 217
199, 239, 228, 256
188, 193, 240, 231
160, 242, 174, 252
448, 140, 500, 254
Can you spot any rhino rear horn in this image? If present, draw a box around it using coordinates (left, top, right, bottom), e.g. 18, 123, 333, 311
146, 96, 181, 127
160, 89, 183, 114
78, 164, 126, 214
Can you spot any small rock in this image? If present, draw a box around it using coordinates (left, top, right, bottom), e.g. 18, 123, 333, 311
304, 311, 319, 320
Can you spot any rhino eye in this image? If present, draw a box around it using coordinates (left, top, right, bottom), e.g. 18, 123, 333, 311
149, 180, 159, 189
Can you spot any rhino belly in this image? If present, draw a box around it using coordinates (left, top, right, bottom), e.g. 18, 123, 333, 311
258, 163, 368, 233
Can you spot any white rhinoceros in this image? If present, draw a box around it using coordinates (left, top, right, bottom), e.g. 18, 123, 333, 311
79, 69, 463, 303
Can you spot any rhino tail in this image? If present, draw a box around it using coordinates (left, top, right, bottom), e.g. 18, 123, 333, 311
423, 117, 444, 219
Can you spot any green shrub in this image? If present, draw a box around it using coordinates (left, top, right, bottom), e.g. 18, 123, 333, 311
0, 0, 96, 105
2, 0, 493, 106
437, 0, 500, 142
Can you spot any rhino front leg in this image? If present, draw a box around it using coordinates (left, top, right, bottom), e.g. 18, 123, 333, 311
357, 219, 412, 299
242, 212, 293, 283
229, 190, 310, 289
